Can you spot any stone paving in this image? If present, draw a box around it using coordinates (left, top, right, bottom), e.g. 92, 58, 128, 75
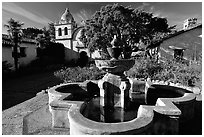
2, 91, 68, 135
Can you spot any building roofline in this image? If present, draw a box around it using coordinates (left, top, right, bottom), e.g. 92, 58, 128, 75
72, 26, 84, 40
147, 23, 202, 49
163, 24, 202, 41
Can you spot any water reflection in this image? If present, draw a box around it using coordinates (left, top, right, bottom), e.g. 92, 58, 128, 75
82, 97, 140, 123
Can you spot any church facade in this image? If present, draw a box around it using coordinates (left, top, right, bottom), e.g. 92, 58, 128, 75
54, 8, 99, 63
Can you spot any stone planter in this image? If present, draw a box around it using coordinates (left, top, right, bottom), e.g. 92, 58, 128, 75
107, 47, 122, 60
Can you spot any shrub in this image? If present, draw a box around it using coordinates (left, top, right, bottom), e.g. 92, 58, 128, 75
54, 57, 201, 88
54, 65, 105, 83
127, 57, 201, 87
2, 61, 12, 74
126, 57, 163, 79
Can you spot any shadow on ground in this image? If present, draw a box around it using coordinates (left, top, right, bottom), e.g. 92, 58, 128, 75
2, 71, 63, 110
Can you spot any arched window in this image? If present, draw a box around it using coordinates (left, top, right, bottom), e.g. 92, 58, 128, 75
64, 27, 68, 35
58, 28, 62, 36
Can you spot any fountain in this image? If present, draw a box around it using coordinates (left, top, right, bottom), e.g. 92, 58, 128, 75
67, 36, 199, 134
23, 36, 201, 135
81, 35, 139, 123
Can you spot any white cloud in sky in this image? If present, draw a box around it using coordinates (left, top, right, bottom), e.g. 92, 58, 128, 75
136, 2, 150, 10
2, 3, 52, 25
75, 9, 93, 25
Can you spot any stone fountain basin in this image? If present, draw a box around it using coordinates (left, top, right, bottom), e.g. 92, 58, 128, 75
48, 80, 99, 129
68, 102, 154, 135
68, 83, 197, 135
48, 79, 200, 134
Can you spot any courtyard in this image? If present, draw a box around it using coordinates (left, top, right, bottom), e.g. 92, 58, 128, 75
2, 2, 202, 135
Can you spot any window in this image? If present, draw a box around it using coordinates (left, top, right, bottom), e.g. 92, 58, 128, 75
19, 47, 27, 57
174, 49, 183, 61
64, 27, 68, 35
58, 28, 62, 36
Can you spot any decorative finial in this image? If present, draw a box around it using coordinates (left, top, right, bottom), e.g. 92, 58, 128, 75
111, 35, 118, 48
65, 8, 69, 13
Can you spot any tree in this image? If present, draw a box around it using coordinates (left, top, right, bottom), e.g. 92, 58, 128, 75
79, 4, 175, 55
4, 18, 24, 71
22, 27, 43, 39
48, 22, 55, 42
35, 22, 56, 47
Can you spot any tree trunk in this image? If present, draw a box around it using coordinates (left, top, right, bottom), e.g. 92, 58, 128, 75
13, 32, 19, 71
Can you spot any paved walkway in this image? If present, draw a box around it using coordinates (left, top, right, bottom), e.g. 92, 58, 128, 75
2, 92, 48, 135
2, 71, 62, 110
2, 92, 69, 135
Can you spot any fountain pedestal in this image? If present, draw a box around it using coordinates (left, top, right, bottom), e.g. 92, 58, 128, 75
95, 59, 135, 111
98, 73, 131, 110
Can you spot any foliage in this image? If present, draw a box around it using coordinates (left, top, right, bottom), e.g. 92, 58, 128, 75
126, 57, 163, 79
54, 55, 201, 87
4, 18, 24, 44
35, 22, 56, 47
126, 57, 201, 87
79, 4, 174, 54
36, 42, 65, 63
4, 18, 24, 71
2, 61, 12, 74
54, 65, 105, 83
77, 51, 89, 67
22, 27, 43, 39
47, 22, 55, 42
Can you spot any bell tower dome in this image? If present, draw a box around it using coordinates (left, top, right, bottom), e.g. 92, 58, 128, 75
54, 8, 76, 41
59, 8, 75, 24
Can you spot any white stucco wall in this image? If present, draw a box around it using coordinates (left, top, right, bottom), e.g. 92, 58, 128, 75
19, 43, 37, 66
2, 47, 14, 69
55, 24, 72, 40
2, 43, 37, 70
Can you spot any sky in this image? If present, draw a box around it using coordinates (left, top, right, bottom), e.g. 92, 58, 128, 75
2, 1, 202, 34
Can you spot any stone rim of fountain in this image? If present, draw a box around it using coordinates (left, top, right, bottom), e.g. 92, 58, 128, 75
45, 78, 201, 134
68, 102, 154, 135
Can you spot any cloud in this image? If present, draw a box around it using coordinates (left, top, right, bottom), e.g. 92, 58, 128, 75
136, 2, 150, 10
153, 11, 163, 17
150, 6, 155, 12
74, 9, 93, 25
2, 3, 52, 25
78, 9, 92, 21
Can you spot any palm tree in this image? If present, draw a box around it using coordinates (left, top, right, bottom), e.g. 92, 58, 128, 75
4, 18, 24, 71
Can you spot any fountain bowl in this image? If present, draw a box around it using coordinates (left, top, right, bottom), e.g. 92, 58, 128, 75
95, 59, 135, 73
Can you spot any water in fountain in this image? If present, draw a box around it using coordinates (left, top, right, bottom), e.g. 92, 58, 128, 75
82, 97, 142, 123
